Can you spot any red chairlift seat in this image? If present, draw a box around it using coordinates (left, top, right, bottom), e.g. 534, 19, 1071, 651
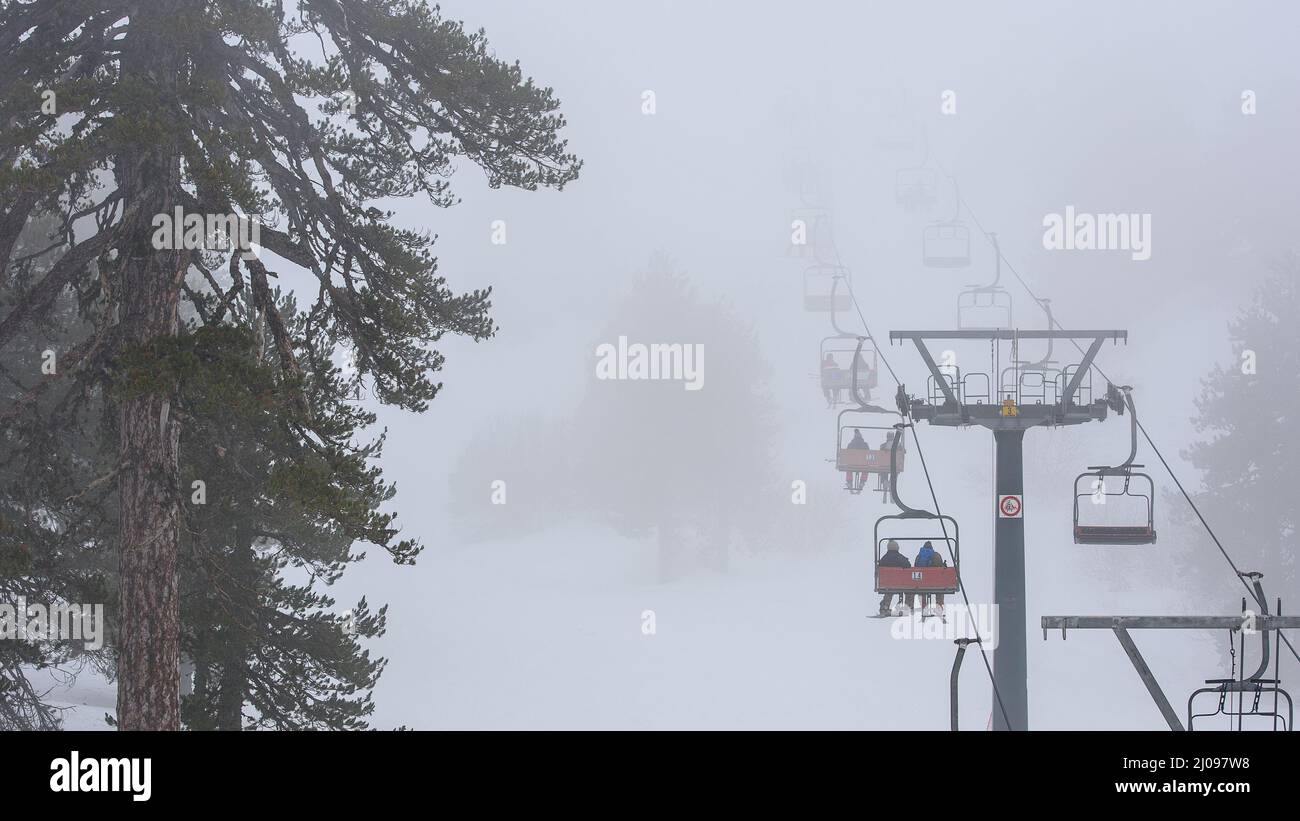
837, 445, 902, 474
874, 523, 960, 595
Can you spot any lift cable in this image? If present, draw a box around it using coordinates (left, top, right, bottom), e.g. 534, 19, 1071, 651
827, 243, 1015, 730
936, 163, 1300, 667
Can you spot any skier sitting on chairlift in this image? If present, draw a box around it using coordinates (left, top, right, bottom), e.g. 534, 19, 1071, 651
822, 353, 842, 407
845, 429, 870, 491
878, 540, 911, 615
874, 430, 904, 493
914, 540, 946, 616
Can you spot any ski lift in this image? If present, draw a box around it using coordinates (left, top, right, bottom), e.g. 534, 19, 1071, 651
788, 208, 833, 261
804, 265, 852, 312
923, 178, 971, 267
957, 288, 1013, 330
820, 335, 878, 406
998, 299, 1062, 404
1072, 385, 1157, 545
956, 233, 1011, 329
873, 423, 960, 595
1188, 574, 1292, 731
924, 222, 971, 267
783, 148, 829, 207
836, 407, 904, 497
895, 167, 937, 211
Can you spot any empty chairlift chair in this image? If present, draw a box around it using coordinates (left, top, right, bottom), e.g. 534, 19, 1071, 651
956, 232, 1012, 330
1187, 573, 1293, 731
923, 221, 971, 267
804, 264, 853, 312
895, 167, 938, 211
922, 178, 971, 267
1072, 385, 1157, 545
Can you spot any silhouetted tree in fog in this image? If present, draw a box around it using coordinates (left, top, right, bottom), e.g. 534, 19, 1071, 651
572, 254, 777, 581
1177, 255, 1298, 605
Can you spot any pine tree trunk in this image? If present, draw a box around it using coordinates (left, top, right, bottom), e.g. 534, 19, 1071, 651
114, 4, 188, 731
115, 245, 185, 730
215, 517, 254, 731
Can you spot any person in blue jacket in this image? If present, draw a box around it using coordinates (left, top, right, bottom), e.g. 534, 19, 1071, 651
914, 541, 946, 615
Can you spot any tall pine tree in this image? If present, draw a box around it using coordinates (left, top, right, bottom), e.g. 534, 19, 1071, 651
1, 0, 579, 728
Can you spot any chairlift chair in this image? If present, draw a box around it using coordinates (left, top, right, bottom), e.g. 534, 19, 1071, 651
836, 408, 904, 496
957, 232, 1013, 329
956, 287, 1013, 330
895, 167, 938, 211
1072, 386, 1157, 545
1188, 575, 1293, 731
1189, 678, 1293, 731
923, 221, 972, 267
998, 300, 1062, 404
872, 424, 960, 595
783, 149, 829, 207
820, 336, 878, 405
922, 178, 971, 267
804, 265, 853, 312
875, 521, 960, 596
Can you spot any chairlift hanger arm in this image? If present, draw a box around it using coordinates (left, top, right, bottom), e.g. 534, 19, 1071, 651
886, 422, 934, 518
985, 232, 1002, 289
1102, 389, 1141, 471
828, 274, 867, 340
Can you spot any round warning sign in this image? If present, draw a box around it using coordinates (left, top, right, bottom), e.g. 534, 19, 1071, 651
998, 494, 1023, 518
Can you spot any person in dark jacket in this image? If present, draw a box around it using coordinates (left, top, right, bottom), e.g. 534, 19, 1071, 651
875, 431, 903, 494
878, 540, 911, 614
822, 353, 841, 407
843, 429, 869, 491
850, 352, 872, 400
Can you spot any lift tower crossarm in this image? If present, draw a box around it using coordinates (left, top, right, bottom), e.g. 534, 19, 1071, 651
889, 331, 1125, 406
889, 330, 1128, 341
1042, 614, 1300, 731
1042, 615, 1300, 634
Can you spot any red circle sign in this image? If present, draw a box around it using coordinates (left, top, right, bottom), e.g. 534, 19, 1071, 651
999, 495, 1022, 517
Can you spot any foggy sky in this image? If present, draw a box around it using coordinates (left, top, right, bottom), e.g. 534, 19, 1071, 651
303, 1, 1300, 728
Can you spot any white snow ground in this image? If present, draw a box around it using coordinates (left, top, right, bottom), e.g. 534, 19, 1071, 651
359, 520, 1236, 731
34, 517, 1252, 731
